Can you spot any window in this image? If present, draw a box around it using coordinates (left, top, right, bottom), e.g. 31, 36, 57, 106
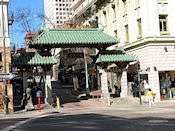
103, 10, 107, 25
125, 25, 129, 42
135, 0, 140, 7
159, 15, 169, 35
123, 0, 127, 14
112, 4, 116, 21
114, 30, 118, 39
137, 19, 142, 38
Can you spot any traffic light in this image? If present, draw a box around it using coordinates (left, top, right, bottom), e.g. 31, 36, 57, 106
9, 63, 12, 72
137, 61, 140, 70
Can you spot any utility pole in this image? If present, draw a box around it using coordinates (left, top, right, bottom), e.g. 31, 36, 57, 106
1, 0, 8, 114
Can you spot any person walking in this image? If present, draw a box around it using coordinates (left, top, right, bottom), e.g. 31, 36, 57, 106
147, 88, 154, 108
73, 74, 79, 91
132, 81, 138, 97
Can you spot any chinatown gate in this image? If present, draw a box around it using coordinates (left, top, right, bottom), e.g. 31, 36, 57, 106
29, 25, 136, 103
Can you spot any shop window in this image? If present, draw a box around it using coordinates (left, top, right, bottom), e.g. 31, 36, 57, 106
159, 72, 175, 100
137, 18, 142, 38
125, 25, 129, 43
159, 15, 169, 35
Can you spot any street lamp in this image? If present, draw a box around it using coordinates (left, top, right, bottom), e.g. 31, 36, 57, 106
137, 61, 142, 105
83, 48, 89, 95
1, 0, 8, 114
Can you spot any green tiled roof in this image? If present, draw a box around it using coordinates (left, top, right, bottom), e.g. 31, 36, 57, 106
96, 50, 137, 63
30, 28, 118, 48
13, 52, 58, 66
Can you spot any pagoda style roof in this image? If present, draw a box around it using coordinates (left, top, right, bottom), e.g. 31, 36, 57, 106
96, 50, 137, 63
12, 51, 58, 67
30, 28, 118, 49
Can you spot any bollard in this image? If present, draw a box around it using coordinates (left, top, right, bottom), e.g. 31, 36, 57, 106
56, 96, 60, 110
107, 94, 111, 106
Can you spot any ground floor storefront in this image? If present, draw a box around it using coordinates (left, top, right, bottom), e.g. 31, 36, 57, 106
125, 38, 175, 101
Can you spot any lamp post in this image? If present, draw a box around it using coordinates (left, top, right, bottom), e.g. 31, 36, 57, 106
1, 0, 8, 114
137, 61, 142, 105
83, 49, 89, 95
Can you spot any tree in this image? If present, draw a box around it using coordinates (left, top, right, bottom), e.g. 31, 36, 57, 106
15, 8, 46, 33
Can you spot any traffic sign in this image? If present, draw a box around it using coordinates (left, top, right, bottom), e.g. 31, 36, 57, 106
0, 74, 14, 80
36, 91, 41, 98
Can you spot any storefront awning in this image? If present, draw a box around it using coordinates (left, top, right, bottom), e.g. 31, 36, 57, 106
96, 50, 137, 63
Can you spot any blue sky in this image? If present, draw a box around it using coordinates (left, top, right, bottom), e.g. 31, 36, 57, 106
9, 0, 44, 48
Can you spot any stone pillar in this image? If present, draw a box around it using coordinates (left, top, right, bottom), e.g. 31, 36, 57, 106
22, 72, 28, 93
45, 72, 53, 105
99, 69, 109, 94
148, 70, 160, 101
120, 70, 128, 98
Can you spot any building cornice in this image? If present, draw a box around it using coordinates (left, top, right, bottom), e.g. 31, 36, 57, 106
122, 36, 175, 51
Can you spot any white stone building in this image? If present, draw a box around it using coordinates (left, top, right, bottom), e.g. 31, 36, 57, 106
44, 0, 74, 28
70, 0, 175, 101
44, 0, 75, 80
0, 0, 13, 111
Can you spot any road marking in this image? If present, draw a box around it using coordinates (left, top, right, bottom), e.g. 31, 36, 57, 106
0, 114, 50, 131
148, 120, 168, 123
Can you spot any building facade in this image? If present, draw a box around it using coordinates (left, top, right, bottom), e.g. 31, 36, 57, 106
70, 0, 175, 101
0, 0, 13, 112
44, 0, 74, 28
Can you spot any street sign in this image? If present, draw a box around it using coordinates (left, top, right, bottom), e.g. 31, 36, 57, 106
36, 91, 41, 98
0, 74, 14, 80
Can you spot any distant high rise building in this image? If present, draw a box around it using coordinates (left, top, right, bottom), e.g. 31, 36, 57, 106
44, 0, 74, 28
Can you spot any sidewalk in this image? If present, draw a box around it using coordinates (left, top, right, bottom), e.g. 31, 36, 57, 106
0, 104, 58, 119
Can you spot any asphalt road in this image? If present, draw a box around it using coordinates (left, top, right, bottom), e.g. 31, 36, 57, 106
10, 108, 175, 131
0, 118, 27, 130
1, 81, 175, 131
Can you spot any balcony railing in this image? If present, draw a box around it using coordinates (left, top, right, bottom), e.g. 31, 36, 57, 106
74, 0, 97, 17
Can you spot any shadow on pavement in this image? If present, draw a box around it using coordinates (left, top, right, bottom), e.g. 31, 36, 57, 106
0, 118, 27, 130
13, 113, 175, 131
51, 81, 81, 105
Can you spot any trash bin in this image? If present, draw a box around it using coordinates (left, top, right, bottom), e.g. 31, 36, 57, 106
164, 95, 168, 99
161, 95, 164, 100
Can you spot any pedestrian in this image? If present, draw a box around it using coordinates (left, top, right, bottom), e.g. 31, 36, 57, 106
73, 74, 79, 91
147, 88, 154, 108
132, 81, 137, 97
